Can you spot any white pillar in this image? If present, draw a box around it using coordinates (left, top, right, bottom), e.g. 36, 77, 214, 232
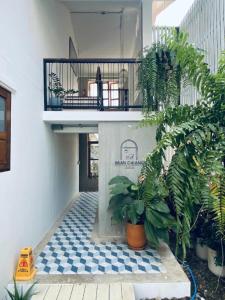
142, 0, 153, 49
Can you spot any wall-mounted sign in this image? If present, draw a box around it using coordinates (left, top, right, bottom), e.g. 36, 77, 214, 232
115, 139, 144, 169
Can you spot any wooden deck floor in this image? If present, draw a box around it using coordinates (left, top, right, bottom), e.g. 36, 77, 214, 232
31, 283, 135, 300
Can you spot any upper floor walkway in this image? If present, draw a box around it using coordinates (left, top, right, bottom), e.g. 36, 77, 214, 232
44, 58, 142, 112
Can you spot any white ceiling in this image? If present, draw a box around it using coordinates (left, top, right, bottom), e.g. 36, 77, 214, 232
61, 0, 141, 58
60, 0, 175, 58
152, 0, 175, 24
61, 0, 142, 12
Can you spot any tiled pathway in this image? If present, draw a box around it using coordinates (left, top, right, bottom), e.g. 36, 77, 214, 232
36, 193, 166, 275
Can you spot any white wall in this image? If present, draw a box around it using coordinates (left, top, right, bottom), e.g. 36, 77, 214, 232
0, 0, 78, 296
142, 0, 153, 49
98, 122, 156, 237
180, 0, 225, 105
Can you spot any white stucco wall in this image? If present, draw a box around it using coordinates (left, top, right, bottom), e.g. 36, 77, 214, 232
98, 122, 156, 237
0, 0, 78, 296
142, 0, 153, 48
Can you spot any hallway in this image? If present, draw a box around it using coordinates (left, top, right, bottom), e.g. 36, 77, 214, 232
36, 193, 166, 275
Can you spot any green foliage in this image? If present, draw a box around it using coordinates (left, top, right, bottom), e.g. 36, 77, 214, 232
141, 30, 225, 258
6, 279, 37, 300
108, 176, 144, 225
108, 175, 175, 247
206, 220, 225, 266
48, 72, 78, 98
139, 41, 181, 112
210, 176, 225, 238
143, 173, 175, 248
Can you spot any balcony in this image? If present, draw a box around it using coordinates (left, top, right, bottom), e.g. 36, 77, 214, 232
43, 58, 142, 111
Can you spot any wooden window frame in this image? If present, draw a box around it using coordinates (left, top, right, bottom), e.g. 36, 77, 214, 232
0, 86, 11, 172
88, 80, 119, 106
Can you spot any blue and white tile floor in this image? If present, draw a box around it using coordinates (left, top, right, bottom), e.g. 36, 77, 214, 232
36, 193, 166, 275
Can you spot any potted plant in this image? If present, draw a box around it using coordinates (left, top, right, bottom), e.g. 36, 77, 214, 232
108, 176, 146, 250
48, 72, 78, 110
208, 246, 225, 277
108, 174, 175, 250
206, 222, 225, 277
196, 237, 208, 261
192, 209, 209, 260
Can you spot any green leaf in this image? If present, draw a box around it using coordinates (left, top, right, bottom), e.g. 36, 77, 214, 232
134, 200, 145, 215
108, 194, 124, 210
130, 184, 139, 191
155, 228, 169, 244
5, 288, 15, 299
111, 207, 125, 225
144, 220, 159, 247
150, 200, 170, 214
109, 176, 134, 186
127, 205, 138, 224
146, 208, 168, 228
23, 282, 38, 299
110, 183, 129, 195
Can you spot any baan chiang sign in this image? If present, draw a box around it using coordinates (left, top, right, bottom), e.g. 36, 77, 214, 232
115, 139, 144, 169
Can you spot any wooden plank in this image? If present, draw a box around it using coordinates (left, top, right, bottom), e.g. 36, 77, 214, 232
109, 283, 122, 300
121, 283, 135, 300
32, 285, 49, 300
57, 284, 73, 300
44, 284, 61, 300
96, 284, 109, 300
83, 284, 97, 300
70, 284, 85, 300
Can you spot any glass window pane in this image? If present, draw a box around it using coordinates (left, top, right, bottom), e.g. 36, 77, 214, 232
111, 83, 119, 100
0, 96, 5, 132
90, 160, 98, 177
89, 83, 97, 97
103, 99, 109, 107
103, 83, 109, 100
90, 144, 99, 160
111, 100, 119, 106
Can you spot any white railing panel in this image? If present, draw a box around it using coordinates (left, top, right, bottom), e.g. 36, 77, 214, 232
180, 0, 225, 105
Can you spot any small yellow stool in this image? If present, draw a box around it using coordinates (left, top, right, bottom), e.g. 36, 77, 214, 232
15, 247, 37, 281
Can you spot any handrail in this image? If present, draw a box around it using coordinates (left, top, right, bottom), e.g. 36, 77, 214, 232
44, 58, 142, 64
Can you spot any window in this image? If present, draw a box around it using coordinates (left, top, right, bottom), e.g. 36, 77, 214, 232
88, 82, 97, 98
110, 82, 119, 106
88, 81, 119, 106
88, 134, 99, 178
0, 86, 11, 172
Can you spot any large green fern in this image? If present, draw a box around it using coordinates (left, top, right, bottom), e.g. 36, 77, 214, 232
140, 42, 181, 111
141, 30, 225, 258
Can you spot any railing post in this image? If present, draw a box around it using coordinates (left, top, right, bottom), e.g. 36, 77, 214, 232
124, 89, 129, 111
96, 66, 104, 111
43, 59, 47, 111
97, 83, 104, 111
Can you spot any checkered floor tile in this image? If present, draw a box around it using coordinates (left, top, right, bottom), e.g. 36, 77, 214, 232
36, 193, 166, 274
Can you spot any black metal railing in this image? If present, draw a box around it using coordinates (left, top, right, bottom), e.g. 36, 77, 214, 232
43, 58, 142, 111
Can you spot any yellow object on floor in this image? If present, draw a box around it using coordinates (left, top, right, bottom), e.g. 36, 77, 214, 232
15, 247, 36, 281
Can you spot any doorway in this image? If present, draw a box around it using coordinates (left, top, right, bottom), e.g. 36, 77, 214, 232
79, 133, 98, 192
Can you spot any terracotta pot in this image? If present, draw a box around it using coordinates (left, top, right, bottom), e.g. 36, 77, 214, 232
208, 247, 225, 277
196, 238, 208, 261
126, 223, 146, 250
